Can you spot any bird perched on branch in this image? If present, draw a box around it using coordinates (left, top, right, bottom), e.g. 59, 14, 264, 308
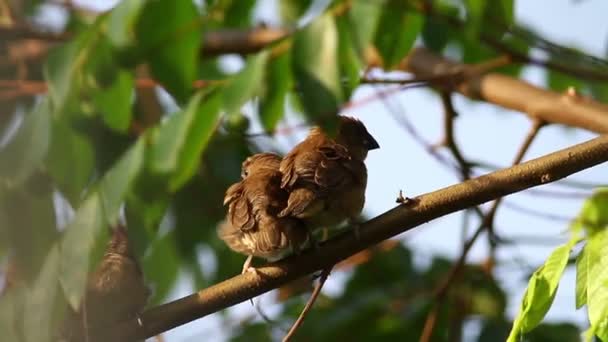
61, 225, 150, 342
279, 116, 379, 233
219, 153, 310, 273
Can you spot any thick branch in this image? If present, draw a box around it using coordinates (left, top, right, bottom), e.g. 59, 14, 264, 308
402, 47, 608, 134
104, 135, 608, 341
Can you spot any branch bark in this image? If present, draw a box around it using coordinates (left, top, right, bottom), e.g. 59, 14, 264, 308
105, 134, 608, 341
402, 47, 608, 134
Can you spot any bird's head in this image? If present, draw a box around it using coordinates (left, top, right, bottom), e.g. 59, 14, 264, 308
335, 116, 380, 160
241, 153, 282, 178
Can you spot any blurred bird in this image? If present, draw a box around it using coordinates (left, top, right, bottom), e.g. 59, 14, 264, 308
61, 225, 150, 342
219, 153, 310, 273
279, 116, 379, 233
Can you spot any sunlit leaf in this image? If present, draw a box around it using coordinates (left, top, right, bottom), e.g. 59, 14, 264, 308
223, 51, 269, 117
170, 91, 222, 190
576, 243, 589, 309
106, 0, 145, 48
279, 0, 313, 24
149, 90, 221, 191
93, 70, 134, 133
507, 239, 577, 341
586, 229, 608, 340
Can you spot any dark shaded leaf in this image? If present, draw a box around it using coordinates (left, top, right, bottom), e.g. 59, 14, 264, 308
142, 231, 180, 304
46, 118, 95, 205
0, 100, 51, 186
374, 6, 423, 69
259, 51, 291, 132
293, 13, 342, 130
23, 245, 62, 342
135, 0, 201, 103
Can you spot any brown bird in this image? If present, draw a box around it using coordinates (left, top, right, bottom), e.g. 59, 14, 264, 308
61, 225, 150, 342
278, 116, 379, 233
219, 153, 310, 273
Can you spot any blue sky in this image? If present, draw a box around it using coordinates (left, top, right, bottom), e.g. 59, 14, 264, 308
58, 0, 608, 340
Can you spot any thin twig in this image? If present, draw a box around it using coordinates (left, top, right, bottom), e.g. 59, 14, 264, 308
439, 92, 471, 179
419, 119, 544, 340
282, 266, 333, 342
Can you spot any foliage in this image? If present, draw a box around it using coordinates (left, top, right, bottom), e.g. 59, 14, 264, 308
0, 0, 606, 341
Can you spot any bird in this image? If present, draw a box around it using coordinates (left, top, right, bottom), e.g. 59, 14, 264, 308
278, 115, 379, 235
218, 153, 310, 273
60, 225, 150, 342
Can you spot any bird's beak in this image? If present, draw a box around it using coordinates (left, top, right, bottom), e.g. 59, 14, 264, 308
365, 134, 380, 150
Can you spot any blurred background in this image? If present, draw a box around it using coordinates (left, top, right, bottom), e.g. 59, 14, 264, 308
0, 0, 607, 341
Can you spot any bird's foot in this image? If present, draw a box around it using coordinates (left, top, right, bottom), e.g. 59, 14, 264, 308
241, 255, 259, 275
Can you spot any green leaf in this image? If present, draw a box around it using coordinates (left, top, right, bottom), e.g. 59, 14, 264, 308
335, 15, 363, 99
135, 0, 201, 103
0, 184, 58, 282
421, 15, 451, 53
99, 138, 145, 224
0, 286, 25, 342
279, 0, 313, 23
60, 139, 145, 309
23, 245, 61, 342
293, 13, 342, 128
142, 232, 180, 304
259, 52, 291, 132
149, 91, 221, 190
223, 0, 256, 28
45, 23, 106, 116
586, 229, 608, 339
223, 51, 269, 117
374, 7, 423, 69
507, 239, 577, 341
106, 0, 145, 48
348, 0, 382, 53
465, 0, 487, 36
169, 91, 222, 190
46, 118, 95, 205
59, 193, 106, 309
575, 188, 608, 235
487, 0, 514, 27
93, 70, 134, 132
0, 100, 51, 186
576, 243, 589, 309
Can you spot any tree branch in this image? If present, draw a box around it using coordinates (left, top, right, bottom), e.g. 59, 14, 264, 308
402, 47, 608, 134
103, 135, 608, 341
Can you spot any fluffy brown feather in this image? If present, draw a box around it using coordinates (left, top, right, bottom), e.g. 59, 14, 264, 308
279, 116, 379, 229
219, 153, 309, 264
